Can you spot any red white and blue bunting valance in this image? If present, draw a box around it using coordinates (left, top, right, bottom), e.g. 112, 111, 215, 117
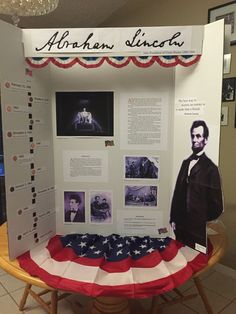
18, 233, 211, 298
26, 55, 201, 69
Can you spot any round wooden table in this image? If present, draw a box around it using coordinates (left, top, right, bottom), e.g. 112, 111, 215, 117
0, 222, 227, 314
0, 223, 68, 314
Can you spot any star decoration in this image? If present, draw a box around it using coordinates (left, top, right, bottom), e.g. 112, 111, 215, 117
117, 250, 123, 256
79, 242, 87, 248
140, 244, 147, 249
147, 247, 155, 253
94, 250, 101, 255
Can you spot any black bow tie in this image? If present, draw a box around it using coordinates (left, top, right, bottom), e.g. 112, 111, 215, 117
70, 210, 77, 214
189, 154, 200, 161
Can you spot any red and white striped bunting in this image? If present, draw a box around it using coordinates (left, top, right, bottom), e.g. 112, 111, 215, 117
26, 55, 201, 69
18, 235, 211, 298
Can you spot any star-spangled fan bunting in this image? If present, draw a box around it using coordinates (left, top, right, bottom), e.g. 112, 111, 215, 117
17, 233, 211, 298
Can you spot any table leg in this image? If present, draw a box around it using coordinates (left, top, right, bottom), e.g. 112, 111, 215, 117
150, 296, 163, 314
50, 290, 58, 314
91, 297, 130, 314
19, 283, 32, 311
193, 277, 213, 314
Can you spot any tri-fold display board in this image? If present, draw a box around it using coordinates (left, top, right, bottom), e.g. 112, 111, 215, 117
0, 19, 224, 259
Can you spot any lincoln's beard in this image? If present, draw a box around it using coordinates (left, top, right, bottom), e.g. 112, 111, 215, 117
192, 146, 203, 154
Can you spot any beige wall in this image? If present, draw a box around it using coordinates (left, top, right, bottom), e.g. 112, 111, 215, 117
102, 0, 236, 269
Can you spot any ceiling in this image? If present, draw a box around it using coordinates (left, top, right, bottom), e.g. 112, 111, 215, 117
0, 0, 144, 29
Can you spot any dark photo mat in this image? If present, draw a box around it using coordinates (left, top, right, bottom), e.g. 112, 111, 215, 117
222, 77, 236, 102
56, 91, 114, 136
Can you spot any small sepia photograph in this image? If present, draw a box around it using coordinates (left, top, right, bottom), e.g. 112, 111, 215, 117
90, 191, 112, 223
64, 191, 85, 223
124, 185, 157, 207
56, 91, 114, 136
124, 156, 159, 179
222, 77, 236, 102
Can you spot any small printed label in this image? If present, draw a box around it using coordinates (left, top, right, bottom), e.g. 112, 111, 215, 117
175, 98, 206, 116
10, 181, 32, 192
6, 130, 32, 138
34, 119, 45, 125
37, 186, 55, 195
6, 104, 30, 113
17, 205, 36, 216
38, 209, 54, 219
4, 81, 31, 91
36, 166, 47, 173
12, 154, 34, 165
34, 96, 49, 103
22, 227, 37, 237
195, 243, 207, 254
35, 141, 49, 148
31, 166, 47, 175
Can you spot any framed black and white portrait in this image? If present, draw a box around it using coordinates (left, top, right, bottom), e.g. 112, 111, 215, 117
208, 1, 236, 45
222, 77, 236, 102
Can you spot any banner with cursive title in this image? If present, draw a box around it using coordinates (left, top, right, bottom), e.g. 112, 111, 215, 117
22, 26, 203, 57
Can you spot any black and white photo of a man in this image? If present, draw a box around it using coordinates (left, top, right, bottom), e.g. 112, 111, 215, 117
64, 192, 85, 223
170, 120, 223, 250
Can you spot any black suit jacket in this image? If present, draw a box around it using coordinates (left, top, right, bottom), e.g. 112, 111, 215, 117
65, 209, 85, 223
170, 153, 223, 248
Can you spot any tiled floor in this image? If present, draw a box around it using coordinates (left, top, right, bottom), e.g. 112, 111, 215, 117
0, 265, 236, 313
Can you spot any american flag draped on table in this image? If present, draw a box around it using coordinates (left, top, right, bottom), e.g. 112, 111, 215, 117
18, 233, 211, 298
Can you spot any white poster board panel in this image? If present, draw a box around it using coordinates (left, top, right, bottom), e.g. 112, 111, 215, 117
171, 20, 224, 252
0, 20, 224, 257
173, 20, 224, 177
0, 20, 56, 259
51, 62, 174, 237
